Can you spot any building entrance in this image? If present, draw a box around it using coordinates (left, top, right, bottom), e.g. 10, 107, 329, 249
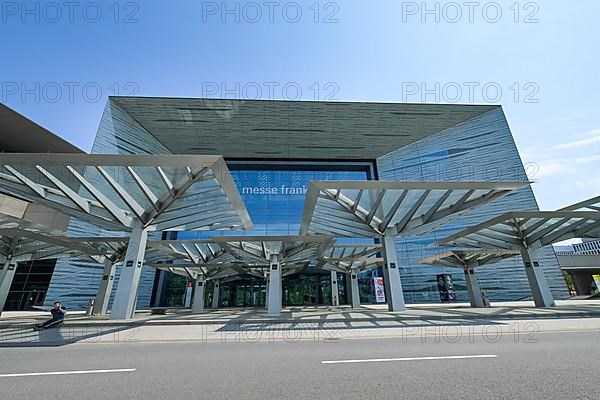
220, 276, 266, 307
4, 259, 56, 311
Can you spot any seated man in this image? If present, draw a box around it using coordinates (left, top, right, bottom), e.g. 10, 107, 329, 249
35, 301, 67, 330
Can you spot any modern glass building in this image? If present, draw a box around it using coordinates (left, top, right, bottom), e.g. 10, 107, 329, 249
41, 97, 569, 309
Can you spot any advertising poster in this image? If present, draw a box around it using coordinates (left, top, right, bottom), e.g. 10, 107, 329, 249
437, 274, 456, 302
374, 277, 386, 303
592, 275, 600, 295
184, 282, 193, 307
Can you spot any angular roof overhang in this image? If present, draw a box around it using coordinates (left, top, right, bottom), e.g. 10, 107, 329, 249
0, 228, 106, 262
300, 180, 529, 238
108, 97, 498, 160
435, 211, 600, 251
0, 153, 252, 232
0, 103, 82, 153
417, 249, 520, 269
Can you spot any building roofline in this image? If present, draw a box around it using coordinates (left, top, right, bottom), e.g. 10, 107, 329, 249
0, 103, 83, 153
108, 95, 503, 109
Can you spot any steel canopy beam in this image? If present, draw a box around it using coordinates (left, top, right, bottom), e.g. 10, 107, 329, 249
300, 180, 528, 238
435, 211, 600, 251
0, 153, 253, 233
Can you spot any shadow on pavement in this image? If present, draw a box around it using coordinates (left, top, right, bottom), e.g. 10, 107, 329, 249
0, 323, 142, 348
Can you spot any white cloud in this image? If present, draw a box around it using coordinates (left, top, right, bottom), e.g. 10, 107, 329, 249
576, 154, 600, 164
570, 177, 600, 189
553, 128, 600, 150
531, 159, 576, 178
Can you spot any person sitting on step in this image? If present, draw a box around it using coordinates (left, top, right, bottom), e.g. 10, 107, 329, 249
35, 301, 67, 330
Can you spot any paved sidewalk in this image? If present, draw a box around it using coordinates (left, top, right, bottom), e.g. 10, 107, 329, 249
2, 299, 600, 327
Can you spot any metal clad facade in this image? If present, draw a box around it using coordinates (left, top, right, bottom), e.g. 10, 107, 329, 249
377, 107, 568, 302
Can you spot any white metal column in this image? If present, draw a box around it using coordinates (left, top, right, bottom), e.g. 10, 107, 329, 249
267, 254, 282, 314
93, 258, 117, 316
212, 280, 220, 308
382, 230, 406, 311
0, 253, 16, 316
192, 276, 206, 313
330, 271, 339, 306
464, 264, 486, 308
265, 276, 269, 310
350, 268, 360, 309
520, 248, 556, 307
110, 222, 149, 320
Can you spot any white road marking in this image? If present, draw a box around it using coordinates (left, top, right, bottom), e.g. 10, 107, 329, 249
322, 354, 497, 364
0, 368, 136, 378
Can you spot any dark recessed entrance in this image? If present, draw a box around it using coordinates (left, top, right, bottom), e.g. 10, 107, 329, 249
4, 259, 56, 311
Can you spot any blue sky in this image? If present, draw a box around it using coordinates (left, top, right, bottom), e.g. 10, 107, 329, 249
1, 0, 598, 211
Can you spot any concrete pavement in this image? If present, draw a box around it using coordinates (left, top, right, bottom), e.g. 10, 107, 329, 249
3, 299, 600, 327
1, 320, 599, 400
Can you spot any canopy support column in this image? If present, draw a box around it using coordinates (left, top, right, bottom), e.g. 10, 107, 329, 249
192, 276, 206, 313
0, 251, 17, 317
464, 263, 486, 308
110, 221, 149, 320
267, 254, 282, 314
520, 248, 555, 307
264, 276, 269, 310
350, 268, 360, 309
331, 271, 339, 307
382, 230, 406, 311
212, 280, 220, 308
93, 258, 116, 316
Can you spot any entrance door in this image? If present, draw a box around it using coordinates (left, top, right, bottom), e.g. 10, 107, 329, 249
303, 276, 319, 304
283, 274, 329, 306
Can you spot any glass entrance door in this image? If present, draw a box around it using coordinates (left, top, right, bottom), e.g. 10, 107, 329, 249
283, 274, 329, 306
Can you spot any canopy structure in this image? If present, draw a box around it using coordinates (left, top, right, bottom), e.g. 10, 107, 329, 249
318, 243, 384, 309
212, 235, 333, 314
319, 244, 383, 273
299, 180, 528, 311
560, 195, 600, 212
148, 239, 231, 266
0, 153, 252, 232
417, 249, 519, 307
145, 240, 241, 282
0, 228, 106, 263
299, 181, 528, 238
213, 235, 332, 266
0, 153, 253, 319
435, 211, 600, 307
435, 211, 600, 251
559, 196, 600, 238
417, 249, 520, 269
58, 237, 217, 316
0, 228, 107, 316
0, 231, 198, 316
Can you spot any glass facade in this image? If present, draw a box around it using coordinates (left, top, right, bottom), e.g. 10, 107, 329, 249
5, 259, 56, 311
155, 163, 375, 307
178, 163, 372, 238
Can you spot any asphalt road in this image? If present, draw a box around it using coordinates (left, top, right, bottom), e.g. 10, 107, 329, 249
1, 322, 599, 400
